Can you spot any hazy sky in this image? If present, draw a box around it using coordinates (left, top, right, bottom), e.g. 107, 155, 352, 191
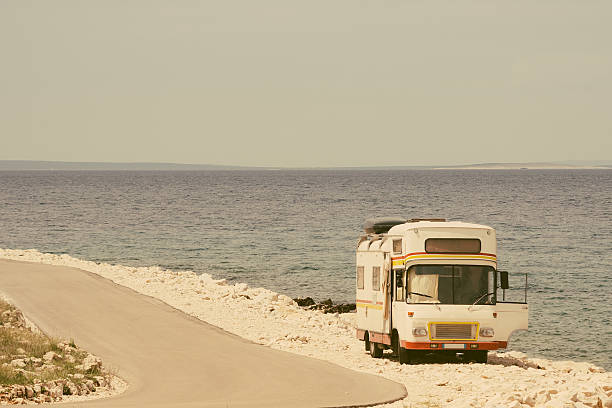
1, 1, 611, 167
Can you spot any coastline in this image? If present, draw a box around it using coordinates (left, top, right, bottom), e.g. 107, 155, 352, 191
1, 249, 610, 408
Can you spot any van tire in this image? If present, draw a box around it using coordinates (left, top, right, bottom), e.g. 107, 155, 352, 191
370, 343, 383, 358
364, 332, 370, 352
391, 331, 400, 357
392, 331, 411, 363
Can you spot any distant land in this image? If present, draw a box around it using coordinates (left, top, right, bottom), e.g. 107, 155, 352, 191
0, 160, 256, 171
433, 161, 612, 170
0, 160, 610, 171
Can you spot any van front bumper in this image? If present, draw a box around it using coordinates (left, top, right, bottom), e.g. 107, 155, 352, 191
400, 341, 507, 350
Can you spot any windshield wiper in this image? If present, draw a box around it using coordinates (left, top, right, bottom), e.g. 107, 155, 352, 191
468, 292, 494, 311
406, 291, 433, 298
407, 291, 441, 310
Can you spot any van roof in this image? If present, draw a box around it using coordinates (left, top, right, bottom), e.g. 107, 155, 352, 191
387, 220, 494, 235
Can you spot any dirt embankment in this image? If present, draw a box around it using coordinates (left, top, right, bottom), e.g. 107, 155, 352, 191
0, 299, 124, 405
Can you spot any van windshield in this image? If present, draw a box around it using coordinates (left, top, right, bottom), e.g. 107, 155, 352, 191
406, 265, 495, 305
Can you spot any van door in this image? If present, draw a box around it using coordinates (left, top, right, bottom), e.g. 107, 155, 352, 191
391, 268, 405, 331
381, 253, 392, 335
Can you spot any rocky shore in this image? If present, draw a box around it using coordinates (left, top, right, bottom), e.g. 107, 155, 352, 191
1, 249, 610, 408
0, 299, 125, 405
293, 297, 356, 314
0, 374, 111, 405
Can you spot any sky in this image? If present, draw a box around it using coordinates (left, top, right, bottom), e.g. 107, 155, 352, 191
1, 1, 611, 167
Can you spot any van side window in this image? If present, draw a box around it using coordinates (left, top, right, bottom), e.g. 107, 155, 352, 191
395, 270, 405, 301
393, 239, 402, 254
372, 266, 380, 291
357, 266, 364, 289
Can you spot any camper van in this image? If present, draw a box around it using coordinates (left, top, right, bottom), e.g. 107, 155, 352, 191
356, 218, 528, 364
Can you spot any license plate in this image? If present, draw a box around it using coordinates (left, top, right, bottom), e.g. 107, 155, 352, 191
443, 343, 466, 349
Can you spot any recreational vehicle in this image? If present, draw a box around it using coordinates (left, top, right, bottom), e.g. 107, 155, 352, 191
356, 218, 528, 364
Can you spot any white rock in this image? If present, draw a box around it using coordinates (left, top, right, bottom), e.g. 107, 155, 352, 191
277, 295, 295, 306
94, 376, 107, 387
10, 359, 26, 368
43, 351, 61, 362
522, 393, 536, 407
40, 363, 56, 371
49, 385, 63, 398
85, 380, 96, 391
80, 354, 102, 372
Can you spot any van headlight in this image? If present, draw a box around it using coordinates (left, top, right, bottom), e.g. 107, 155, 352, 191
412, 327, 428, 337
479, 327, 495, 337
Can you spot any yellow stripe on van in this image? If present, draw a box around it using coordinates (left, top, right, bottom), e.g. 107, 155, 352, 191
356, 303, 383, 310
392, 254, 497, 267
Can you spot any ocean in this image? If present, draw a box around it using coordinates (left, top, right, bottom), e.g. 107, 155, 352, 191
0, 169, 610, 369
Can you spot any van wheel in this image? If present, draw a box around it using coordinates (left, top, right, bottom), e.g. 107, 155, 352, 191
391, 331, 400, 357
370, 342, 383, 358
392, 331, 410, 363
364, 333, 371, 352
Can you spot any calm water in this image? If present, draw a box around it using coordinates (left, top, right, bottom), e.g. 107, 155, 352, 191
0, 170, 610, 369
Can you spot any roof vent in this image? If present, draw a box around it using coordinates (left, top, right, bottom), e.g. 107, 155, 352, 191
363, 217, 407, 234
407, 218, 447, 223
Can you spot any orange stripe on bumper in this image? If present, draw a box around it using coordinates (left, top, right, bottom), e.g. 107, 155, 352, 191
400, 341, 507, 350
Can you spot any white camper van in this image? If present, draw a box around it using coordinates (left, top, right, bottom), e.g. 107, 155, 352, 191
356, 218, 528, 364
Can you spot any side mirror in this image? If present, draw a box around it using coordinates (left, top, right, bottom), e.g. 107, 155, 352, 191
499, 271, 509, 290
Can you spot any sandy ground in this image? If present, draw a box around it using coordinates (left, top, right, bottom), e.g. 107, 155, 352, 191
0, 258, 406, 407
0, 249, 610, 408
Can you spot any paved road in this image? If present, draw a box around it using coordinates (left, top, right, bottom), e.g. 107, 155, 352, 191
0, 259, 406, 407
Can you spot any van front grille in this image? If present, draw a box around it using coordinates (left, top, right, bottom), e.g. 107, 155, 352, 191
430, 323, 477, 340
